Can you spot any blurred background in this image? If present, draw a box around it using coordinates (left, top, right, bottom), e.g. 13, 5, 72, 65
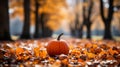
0, 0, 120, 41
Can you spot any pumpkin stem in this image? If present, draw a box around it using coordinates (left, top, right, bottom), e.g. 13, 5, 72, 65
57, 33, 63, 41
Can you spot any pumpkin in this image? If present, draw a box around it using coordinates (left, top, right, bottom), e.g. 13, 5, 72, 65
46, 33, 69, 57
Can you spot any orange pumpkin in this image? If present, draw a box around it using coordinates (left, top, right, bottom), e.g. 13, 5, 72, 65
46, 33, 69, 57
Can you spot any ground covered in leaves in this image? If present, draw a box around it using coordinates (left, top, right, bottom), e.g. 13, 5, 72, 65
0, 38, 120, 67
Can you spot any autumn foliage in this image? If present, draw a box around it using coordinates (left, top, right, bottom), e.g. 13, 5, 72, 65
0, 39, 120, 66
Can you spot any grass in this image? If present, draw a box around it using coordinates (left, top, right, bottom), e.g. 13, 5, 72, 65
92, 36, 120, 41
11, 35, 120, 41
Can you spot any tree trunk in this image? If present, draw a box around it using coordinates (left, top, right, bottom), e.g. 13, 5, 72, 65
40, 13, 53, 38
81, 0, 93, 39
75, 14, 79, 31
100, 0, 114, 39
78, 25, 83, 38
79, 6, 86, 38
78, 21, 84, 38
0, 0, 11, 41
40, 13, 45, 37
70, 24, 76, 37
21, 0, 31, 39
86, 23, 91, 39
86, 0, 93, 39
70, 14, 79, 37
34, 0, 40, 38
104, 21, 112, 39
44, 27, 53, 37
74, 14, 80, 37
